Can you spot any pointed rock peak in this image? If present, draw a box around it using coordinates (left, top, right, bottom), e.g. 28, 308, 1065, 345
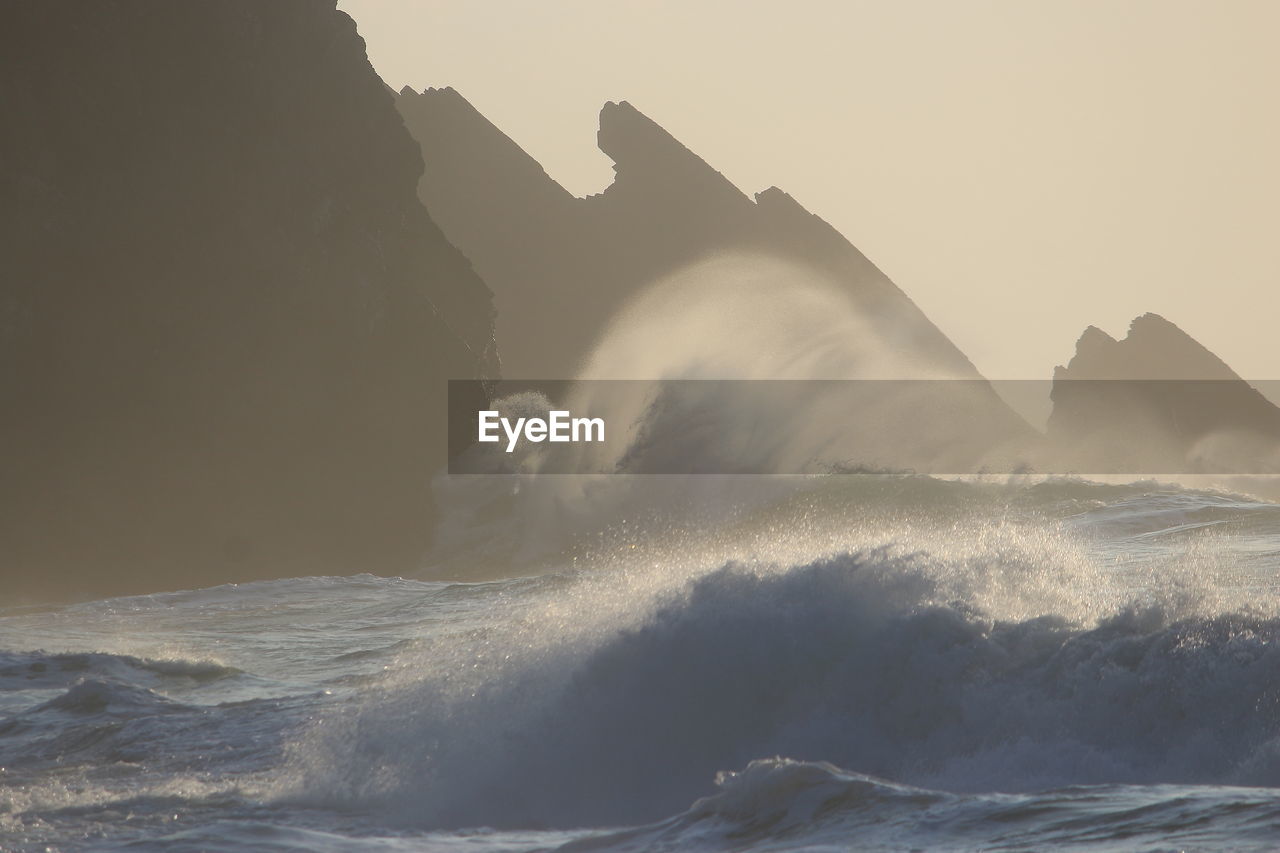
1062, 315, 1238, 380
409, 85, 471, 104
1131, 311, 1174, 328
395, 86, 500, 142
1126, 312, 1194, 344
1078, 325, 1117, 347
1057, 325, 1118, 376
599, 101, 660, 139
395, 84, 577, 212
754, 185, 829, 228
1126, 312, 1185, 339
601, 99, 640, 117
597, 100, 690, 163
754, 186, 802, 210
396, 86, 472, 107
595, 101, 750, 206
1124, 313, 1237, 379
394, 86, 483, 124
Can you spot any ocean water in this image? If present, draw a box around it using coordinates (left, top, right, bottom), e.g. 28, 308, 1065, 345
4, 476, 1280, 852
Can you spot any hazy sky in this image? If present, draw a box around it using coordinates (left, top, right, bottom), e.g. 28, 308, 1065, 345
339, 0, 1279, 381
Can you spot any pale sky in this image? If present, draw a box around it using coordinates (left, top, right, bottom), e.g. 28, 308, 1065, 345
339, 0, 1279, 381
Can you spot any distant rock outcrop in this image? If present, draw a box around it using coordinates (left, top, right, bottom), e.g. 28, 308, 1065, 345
1048, 314, 1280, 473
395, 88, 989, 382
0, 1, 495, 600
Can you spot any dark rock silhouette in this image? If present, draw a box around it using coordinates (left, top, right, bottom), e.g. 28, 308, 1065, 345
0, 1, 495, 601
395, 88, 989, 382
396, 88, 1037, 474
1048, 314, 1280, 473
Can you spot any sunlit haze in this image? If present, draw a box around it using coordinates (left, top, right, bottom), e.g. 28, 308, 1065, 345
340, 0, 1280, 381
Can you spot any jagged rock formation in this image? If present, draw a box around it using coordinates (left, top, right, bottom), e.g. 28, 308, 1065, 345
0, 1, 495, 601
396, 88, 1037, 474
1048, 314, 1280, 473
395, 88, 988, 382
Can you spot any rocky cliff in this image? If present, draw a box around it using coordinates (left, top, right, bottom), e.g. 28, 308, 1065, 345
1048, 314, 1280, 473
0, 1, 495, 600
395, 88, 987, 382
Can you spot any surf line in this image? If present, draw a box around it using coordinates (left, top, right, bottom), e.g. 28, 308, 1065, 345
478, 410, 605, 453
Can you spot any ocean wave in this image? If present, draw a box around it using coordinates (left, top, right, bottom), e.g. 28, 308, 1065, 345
0, 650, 241, 693
279, 542, 1280, 829
32, 678, 192, 716
0, 677, 197, 774
560, 758, 1280, 853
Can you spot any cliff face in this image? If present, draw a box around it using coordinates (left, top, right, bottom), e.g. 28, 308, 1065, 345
395, 89, 984, 382
1048, 314, 1280, 472
0, 1, 495, 601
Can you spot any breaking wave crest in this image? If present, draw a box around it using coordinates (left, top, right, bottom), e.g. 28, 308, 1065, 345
278, 501, 1280, 829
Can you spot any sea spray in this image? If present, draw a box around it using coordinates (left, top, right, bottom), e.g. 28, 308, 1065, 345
275, 476, 1280, 829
